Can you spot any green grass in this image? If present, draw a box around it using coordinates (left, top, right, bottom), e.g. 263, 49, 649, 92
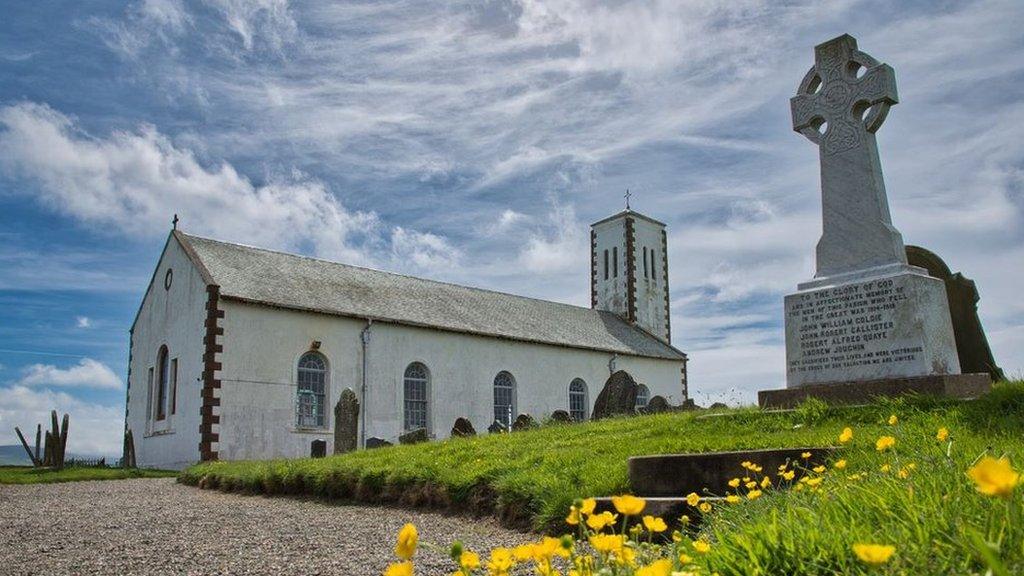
181, 382, 1024, 574
0, 465, 178, 484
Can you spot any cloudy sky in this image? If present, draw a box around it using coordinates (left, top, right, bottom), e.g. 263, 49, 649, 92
1, 0, 1022, 456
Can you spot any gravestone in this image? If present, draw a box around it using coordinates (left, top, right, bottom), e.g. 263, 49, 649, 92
310, 439, 327, 458
399, 428, 429, 445
550, 410, 572, 423
365, 437, 392, 449
511, 413, 537, 431
592, 370, 639, 420
333, 389, 359, 454
906, 246, 1004, 381
760, 34, 990, 408
645, 395, 672, 414
487, 420, 507, 434
451, 417, 476, 437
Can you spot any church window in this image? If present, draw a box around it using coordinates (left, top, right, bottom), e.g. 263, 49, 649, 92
493, 371, 516, 428
403, 362, 430, 432
635, 384, 650, 409
613, 247, 618, 277
297, 352, 328, 429
155, 346, 169, 421
650, 249, 657, 281
569, 378, 588, 422
603, 250, 609, 280
170, 358, 178, 415
643, 247, 649, 278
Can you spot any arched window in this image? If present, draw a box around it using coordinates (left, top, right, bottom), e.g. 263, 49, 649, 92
635, 384, 650, 410
297, 352, 328, 428
493, 371, 516, 428
403, 362, 430, 432
569, 378, 588, 422
155, 345, 169, 421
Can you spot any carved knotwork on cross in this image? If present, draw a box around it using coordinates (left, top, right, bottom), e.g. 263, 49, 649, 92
790, 34, 898, 156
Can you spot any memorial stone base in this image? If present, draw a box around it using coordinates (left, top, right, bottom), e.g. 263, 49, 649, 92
759, 373, 991, 409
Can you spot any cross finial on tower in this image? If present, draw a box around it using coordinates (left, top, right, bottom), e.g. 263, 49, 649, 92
624, 189, 632, 210
172, 214, 179, 230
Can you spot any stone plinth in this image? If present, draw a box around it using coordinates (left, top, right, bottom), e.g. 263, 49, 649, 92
786, 269, 960, 388
759, 373, 990, 409
629, 447, 833, 497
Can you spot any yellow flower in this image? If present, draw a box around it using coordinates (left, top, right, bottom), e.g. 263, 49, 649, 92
880, 464, 890, 473
565, 506, 581, 526
887, 414, 898, 426
580, 498, 597, 515
586, 511, 618, 531
750, 464, 763, 473
725, 494, 741, 504
685, 492, 700, 507
692, 540, 711, 554
487, 548, 515, 575
967, 456, 1021, 499
781, 470, 795, 481
875, 436, 896, 452
588, 533, 625, 554
642, 515, 667, 533
760, 476, 772, 489
744, 481, 757, 490
777, 463, 788, 471
728, 478, 741, 488
747, 489, 763, 500
532, 537, 570, 561
699, 502, 712, 514
801, 452, 812, 459
635, 559, 672, 576
838, 427, 853, 444
459, 551, 481, 571
853, 543, 895, 566
834, 459, 847, 470
898, 468, 910, 479
678, 553, 692, 564
395, 523, 418, 560
936, 427, 949, 442
671, 531, 683, 543
611, 494, 646, 516
805, 477, 823, 487
812, 465, 826, 474
740, 460, 752, 470
384, 561, 413, 576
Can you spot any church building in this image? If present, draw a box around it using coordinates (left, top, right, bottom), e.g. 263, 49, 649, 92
125, 208, 689, 469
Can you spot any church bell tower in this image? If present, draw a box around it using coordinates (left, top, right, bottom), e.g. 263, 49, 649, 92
590, 205, 671, 343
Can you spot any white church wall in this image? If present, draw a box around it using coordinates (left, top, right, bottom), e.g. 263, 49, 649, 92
128, 237, 207, 469
215, 301, 685, 460
631, 220, 670, 340
593, 217, 628, 318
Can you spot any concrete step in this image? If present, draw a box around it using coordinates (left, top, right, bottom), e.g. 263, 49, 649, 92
628, 446, 835, 497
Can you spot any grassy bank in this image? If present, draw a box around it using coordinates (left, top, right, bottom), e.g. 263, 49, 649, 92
182, 383, 1022, 532
0, 465, 177, 484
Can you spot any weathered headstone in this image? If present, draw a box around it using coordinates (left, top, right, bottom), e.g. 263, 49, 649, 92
310, 439, 327, 458
760, 34, 990, 408
365, 437, 392, 449
451, 417, 476, 437
333, 389, 359, 454
645, 395, 671, 414
550, 410, 572, 423
511, 413, 537, 431
906, 246, 1004, 381
487, 420, 507, 434
399, 428, 429, 445
592, 370, 638, 420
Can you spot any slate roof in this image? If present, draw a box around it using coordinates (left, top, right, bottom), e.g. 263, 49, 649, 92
175, 231, 686, 361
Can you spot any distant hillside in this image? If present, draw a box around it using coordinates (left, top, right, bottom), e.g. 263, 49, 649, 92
0, 445, 31, 466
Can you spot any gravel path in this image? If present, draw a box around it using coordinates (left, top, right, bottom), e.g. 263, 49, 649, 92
0, 478, 530, 575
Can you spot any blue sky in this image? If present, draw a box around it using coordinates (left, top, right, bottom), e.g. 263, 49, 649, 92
1, 0, 1022, 455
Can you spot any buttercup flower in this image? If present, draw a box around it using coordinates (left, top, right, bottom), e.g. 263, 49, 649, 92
805, 477, 823, 487
725, 494, 741, 504
566, 506, 581, 526
642, 515, 667, 533
839, 427, 853, 444
967, 456, 1020, 499
384, 561, 413, 576
586, 511, 618, 531
834, 459, 847, 470
760, 476, 772, 489
487, 548, 515, 575
580, 498, 597, 515
685, 492, 700, 507
936, 427, 949, 442
875, 436, 896, 452
898, 468, 910, 479
880, 464, 890, 473
813, 465, 826, 474
888, 414, 898, 426
395, 523, 418, 560
612, 494, 646, 516
459, 551, 481, 571
747, 489, 763, 500
781, 470, 795, 481
728, 478, 741, 488
801, 452, 812, 459
699, 501, 712, 514
744, 481, 757, 490
635, 558, 672, 576
692, 540, 711, 554
853, 543, 895, 566
588, 534, 626, 555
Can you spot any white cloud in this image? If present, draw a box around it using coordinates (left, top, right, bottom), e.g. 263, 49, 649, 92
518, 199, 587, 273
203, 0, 297, 53
76, 316, 92, 328
0, 386, 124, 456
16, 358, 123, 390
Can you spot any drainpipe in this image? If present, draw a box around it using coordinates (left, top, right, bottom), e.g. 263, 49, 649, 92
360, 319, 372, 448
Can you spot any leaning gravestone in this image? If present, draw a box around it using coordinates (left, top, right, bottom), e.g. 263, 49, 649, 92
333, 389, 359, 454
906, 246, 1004, 381
592, 370, 638, 420
399, 428, 429, 445
645, 395, 672, 414
759, 34, 990, 408
451, 417, 476, 437
365, 437, 392, 449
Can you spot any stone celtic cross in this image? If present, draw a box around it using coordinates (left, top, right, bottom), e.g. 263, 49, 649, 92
791, 34, 908, 279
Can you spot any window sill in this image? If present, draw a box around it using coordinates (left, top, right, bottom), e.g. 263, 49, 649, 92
291, 428, 330, 435
145, 428, 175, 438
